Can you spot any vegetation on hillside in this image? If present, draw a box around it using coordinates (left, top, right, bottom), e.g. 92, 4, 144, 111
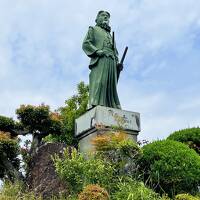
0, 82, 200, 200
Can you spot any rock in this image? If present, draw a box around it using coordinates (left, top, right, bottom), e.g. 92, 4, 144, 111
26, 143, 68, 199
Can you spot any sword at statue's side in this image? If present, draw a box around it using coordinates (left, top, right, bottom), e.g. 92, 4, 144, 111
120, 46, 128, 65
117, 46, 128, 81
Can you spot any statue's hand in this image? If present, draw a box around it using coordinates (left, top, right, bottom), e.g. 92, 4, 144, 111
96, 50, 104, 57
117, 63, 123, 71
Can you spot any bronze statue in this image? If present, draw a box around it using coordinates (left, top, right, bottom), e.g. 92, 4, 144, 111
82, 11, 125, 109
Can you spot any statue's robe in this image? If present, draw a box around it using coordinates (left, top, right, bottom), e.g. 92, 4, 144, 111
82, 25, 121, 109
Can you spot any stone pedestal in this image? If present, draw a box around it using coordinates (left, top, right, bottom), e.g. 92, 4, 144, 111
75, 106, 141, 154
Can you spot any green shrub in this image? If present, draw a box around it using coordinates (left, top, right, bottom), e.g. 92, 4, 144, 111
0, 134, 20, 180
52, 133, 143, 198
175, 193, 200, 200
112, 178, 169, 200
92, 131, 142, 177
92, 132, 142, 157
167, 127, 200, 154
78, 184, 109, 200
53, 147, 115, 194
0, 181, 41, 200
140, 140, 200, 197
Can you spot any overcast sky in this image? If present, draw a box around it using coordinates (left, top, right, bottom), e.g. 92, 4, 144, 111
0, 0, 200, 141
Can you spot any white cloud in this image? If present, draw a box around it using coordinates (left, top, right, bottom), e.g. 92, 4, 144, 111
0, 0, 200, 141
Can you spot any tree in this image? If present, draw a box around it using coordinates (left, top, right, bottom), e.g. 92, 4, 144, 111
45, 81, 89, 145
16, 104, 64, 153
0, 104, 64, 182
0, 116, 20, 182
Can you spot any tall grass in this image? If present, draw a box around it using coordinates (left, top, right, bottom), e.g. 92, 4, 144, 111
0, 181, 78, 200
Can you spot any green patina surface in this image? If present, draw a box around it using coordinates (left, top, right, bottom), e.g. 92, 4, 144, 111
82, 11, 122, 109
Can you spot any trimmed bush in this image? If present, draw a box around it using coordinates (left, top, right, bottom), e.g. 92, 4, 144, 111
140, 140, 200, 197
167, 127, 200, 154
78, 184, 109, 200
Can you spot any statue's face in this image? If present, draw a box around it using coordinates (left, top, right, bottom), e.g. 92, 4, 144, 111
96, 12, 110, 25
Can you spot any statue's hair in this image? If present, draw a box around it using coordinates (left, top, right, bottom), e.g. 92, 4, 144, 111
95, 10, 110, 23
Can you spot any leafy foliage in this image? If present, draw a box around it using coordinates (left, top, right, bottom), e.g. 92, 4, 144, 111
15, 104, 65, 176
112, 178, 169, 200
0, 82, 88, 183
92, 131, 142, 157
46, 82, 88, 145
0, 181, 78, 200
0, 131, 11, 140
78, 184, 109, 200
16, 104, 64, 136
175, 193, 200, 200
60, 82, 88, 145
0, 116, 21, 182
167, 127, 200, 154
92, 131, 128, 151
0, 132, 20, 181
0, 116, 15, 132
53, 147, 115, 194
0, 181, 40, 200
2, 82, 200, 199
0, 115, 21, 138
92, 131, 142, 177
53, 133, 145, 198
140, 140, 200, 197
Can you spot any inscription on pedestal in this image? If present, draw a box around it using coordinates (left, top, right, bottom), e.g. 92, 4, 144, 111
75, 106, 140, 137
75, 106, 141, 153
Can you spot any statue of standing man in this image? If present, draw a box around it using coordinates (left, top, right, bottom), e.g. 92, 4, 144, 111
82, 11, 123, 109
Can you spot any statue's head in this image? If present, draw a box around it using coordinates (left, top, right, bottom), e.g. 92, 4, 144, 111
95, 10, 110, 26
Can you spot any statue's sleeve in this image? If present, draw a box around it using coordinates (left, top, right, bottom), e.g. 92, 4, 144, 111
82, 26, 98, 57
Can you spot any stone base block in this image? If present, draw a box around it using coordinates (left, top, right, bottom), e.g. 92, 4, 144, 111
75, 106, 141, 154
